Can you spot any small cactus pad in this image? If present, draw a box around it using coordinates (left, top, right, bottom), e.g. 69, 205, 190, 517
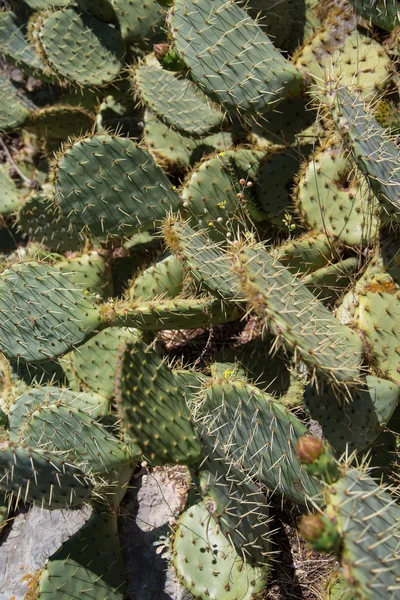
34, 8, 125, 87
65, 327, 140, 400
115, 338, 202, 464
38, 512, 126, 600
111, 0, 164, 45
52, 134, 181, 239
0, 441, 93, 508
196, 378, 322, 504
169, 0, 303, 114
173, 501, 270, 600
129, 253, 185, 301
133, 62, 224, 136
0, 261, 102, 362
0, 72, 30, 132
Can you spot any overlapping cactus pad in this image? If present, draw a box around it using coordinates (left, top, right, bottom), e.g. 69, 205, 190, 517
0, 1, 400, 599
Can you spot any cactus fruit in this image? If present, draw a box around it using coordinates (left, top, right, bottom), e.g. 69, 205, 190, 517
168, 0, 303, 114
173, 501, 270, 600
296, 436, 339, 483
298, 514, 341, 553
115, 338, 202, 464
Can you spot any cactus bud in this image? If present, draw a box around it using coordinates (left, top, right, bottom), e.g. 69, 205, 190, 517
154, 44, 186, 72
296, 436, 339, 483
298, 514, 341, 553
296, 436, 324, 463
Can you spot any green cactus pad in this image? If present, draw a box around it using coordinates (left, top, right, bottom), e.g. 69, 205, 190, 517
27, 104, 95, 144
143, 111, 233, 169
354, 274, 400, 384
0, 261, 102, 362
35, 8, 125, 87
0, 441, 93, 508
52, 133, 181, 239
374, 99, 400, 134
0, 72, 30, 132
162, 219, 241, 301
0, 11, 50, 77
254, 148, 305, 229
129, 253, 185, 301
9, 386, 110, 436
326, 86, 400, 219
102, 294, 241, 330
169, 0, 303, 115
196, 378, 322, 504
295, 140, 380, 246
111, 0, 164, 45
0, 163, 28, 215
350, 0, 400, 31
55, 251, 111, 299
133, 62, 224, 136
64, 327, 140, 400
38, 512, 126, 600
199, 443, 273, 566
229, 241, 364, 388
302, 257, 360, 305
115, 338, 201, 464
173, 501, 270, 600
328, 468, 400, 600
181, 149, 265, 241
15, 401, 132, 474
304, 376, 399, 453
271, 233, 334, 276
17, 193, 86, 252
77, 0, 116, 22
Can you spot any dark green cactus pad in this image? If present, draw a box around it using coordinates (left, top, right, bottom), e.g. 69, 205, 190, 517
111, 0, 164, 45
181, 149, 265, 241
328, 468, 400, 600
115, 338, 202, 464
173, 501, 269, 600
55, 251, 111, 299
65, 327, 140, 400
129, 253, 185, 301
77, 0, 116, 22
27, 104, 95, 145
0, 72, 30, 132
35, 8, 125, 86
0, 163, 29, 215
254, 148, 305, 229
199, 441, 273, 566
354, 274, 400, 384
272, 233, 334, 276
143, 110, 233, 169
350, 0, 400, 31
229, 242, 364, 388
0, 11, 50, 77
9, 386, 110, 437
133, 62, 224, 136
326, 86, 400, 219
0, 261, 102, 362
52, 133, 181, 240
196, 378, 322, 504
14, 401, 133, 474
302, 257, 360, 305
38, 512, 126, 600
295, 140, 380, 246
304, 376, 399, 453
162, 219, 241, 301
17, 192, 86, 252
169, 0, 303, 114
0, 441, 93, 508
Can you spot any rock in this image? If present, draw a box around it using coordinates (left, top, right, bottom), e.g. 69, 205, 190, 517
0, 505, 91, 600
119, 467, 192, 600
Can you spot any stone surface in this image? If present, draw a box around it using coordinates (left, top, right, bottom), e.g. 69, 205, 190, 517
119, 467, 192, 600
0, 505, 91, 600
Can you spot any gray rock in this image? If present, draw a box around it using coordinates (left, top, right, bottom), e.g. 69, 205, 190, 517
0, 505, 91, 600
119, 468, 193, 600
